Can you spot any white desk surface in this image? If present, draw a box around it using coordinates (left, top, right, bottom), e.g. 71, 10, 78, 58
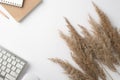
0, 0, 120, 80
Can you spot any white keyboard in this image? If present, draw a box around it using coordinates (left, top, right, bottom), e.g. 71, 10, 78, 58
0, 46, 27, 80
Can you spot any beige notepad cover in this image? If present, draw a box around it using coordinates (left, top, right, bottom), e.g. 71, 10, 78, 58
1, 0, 42, 22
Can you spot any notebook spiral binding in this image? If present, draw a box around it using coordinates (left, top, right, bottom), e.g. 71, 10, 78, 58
1, 0, 23, 7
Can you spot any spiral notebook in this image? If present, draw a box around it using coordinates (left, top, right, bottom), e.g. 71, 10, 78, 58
1, 0, 42, 22
0, 0, 24, 7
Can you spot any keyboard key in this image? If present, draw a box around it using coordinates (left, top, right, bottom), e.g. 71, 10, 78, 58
20, 61, 25, 65
2, 61, 7, 66
6, 53, 11, 57
6, 68, 10, 73
16, 68, 21, 74
16, 63, 23, 69
16, 59, 20, 62
11, 66, 16, 71
7, 63, 12, 68
6, 74, 16, 80
3, 55, 7, 60
10, 71, 18, 78
1, 71, 6, 76
7, 58, 12, 63
11, 61, 16, 66
1, 65, 6, 70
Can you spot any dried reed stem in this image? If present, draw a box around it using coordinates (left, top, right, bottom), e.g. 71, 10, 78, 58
49, 58, 95, 80
92, 2, 120, 61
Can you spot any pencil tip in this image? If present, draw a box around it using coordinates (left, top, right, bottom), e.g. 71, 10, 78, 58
0, 10, 9, 19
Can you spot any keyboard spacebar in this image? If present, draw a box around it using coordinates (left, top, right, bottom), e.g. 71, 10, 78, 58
6, 74, 16, 80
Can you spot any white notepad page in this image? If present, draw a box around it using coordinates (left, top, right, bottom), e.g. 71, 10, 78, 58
0, 0, 24, 7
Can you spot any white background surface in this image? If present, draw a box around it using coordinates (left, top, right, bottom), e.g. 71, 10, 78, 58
0, 0, 120, 80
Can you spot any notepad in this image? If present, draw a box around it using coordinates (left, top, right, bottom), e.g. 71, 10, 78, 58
0, 0, 24, 7
1, 0, 42, 22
